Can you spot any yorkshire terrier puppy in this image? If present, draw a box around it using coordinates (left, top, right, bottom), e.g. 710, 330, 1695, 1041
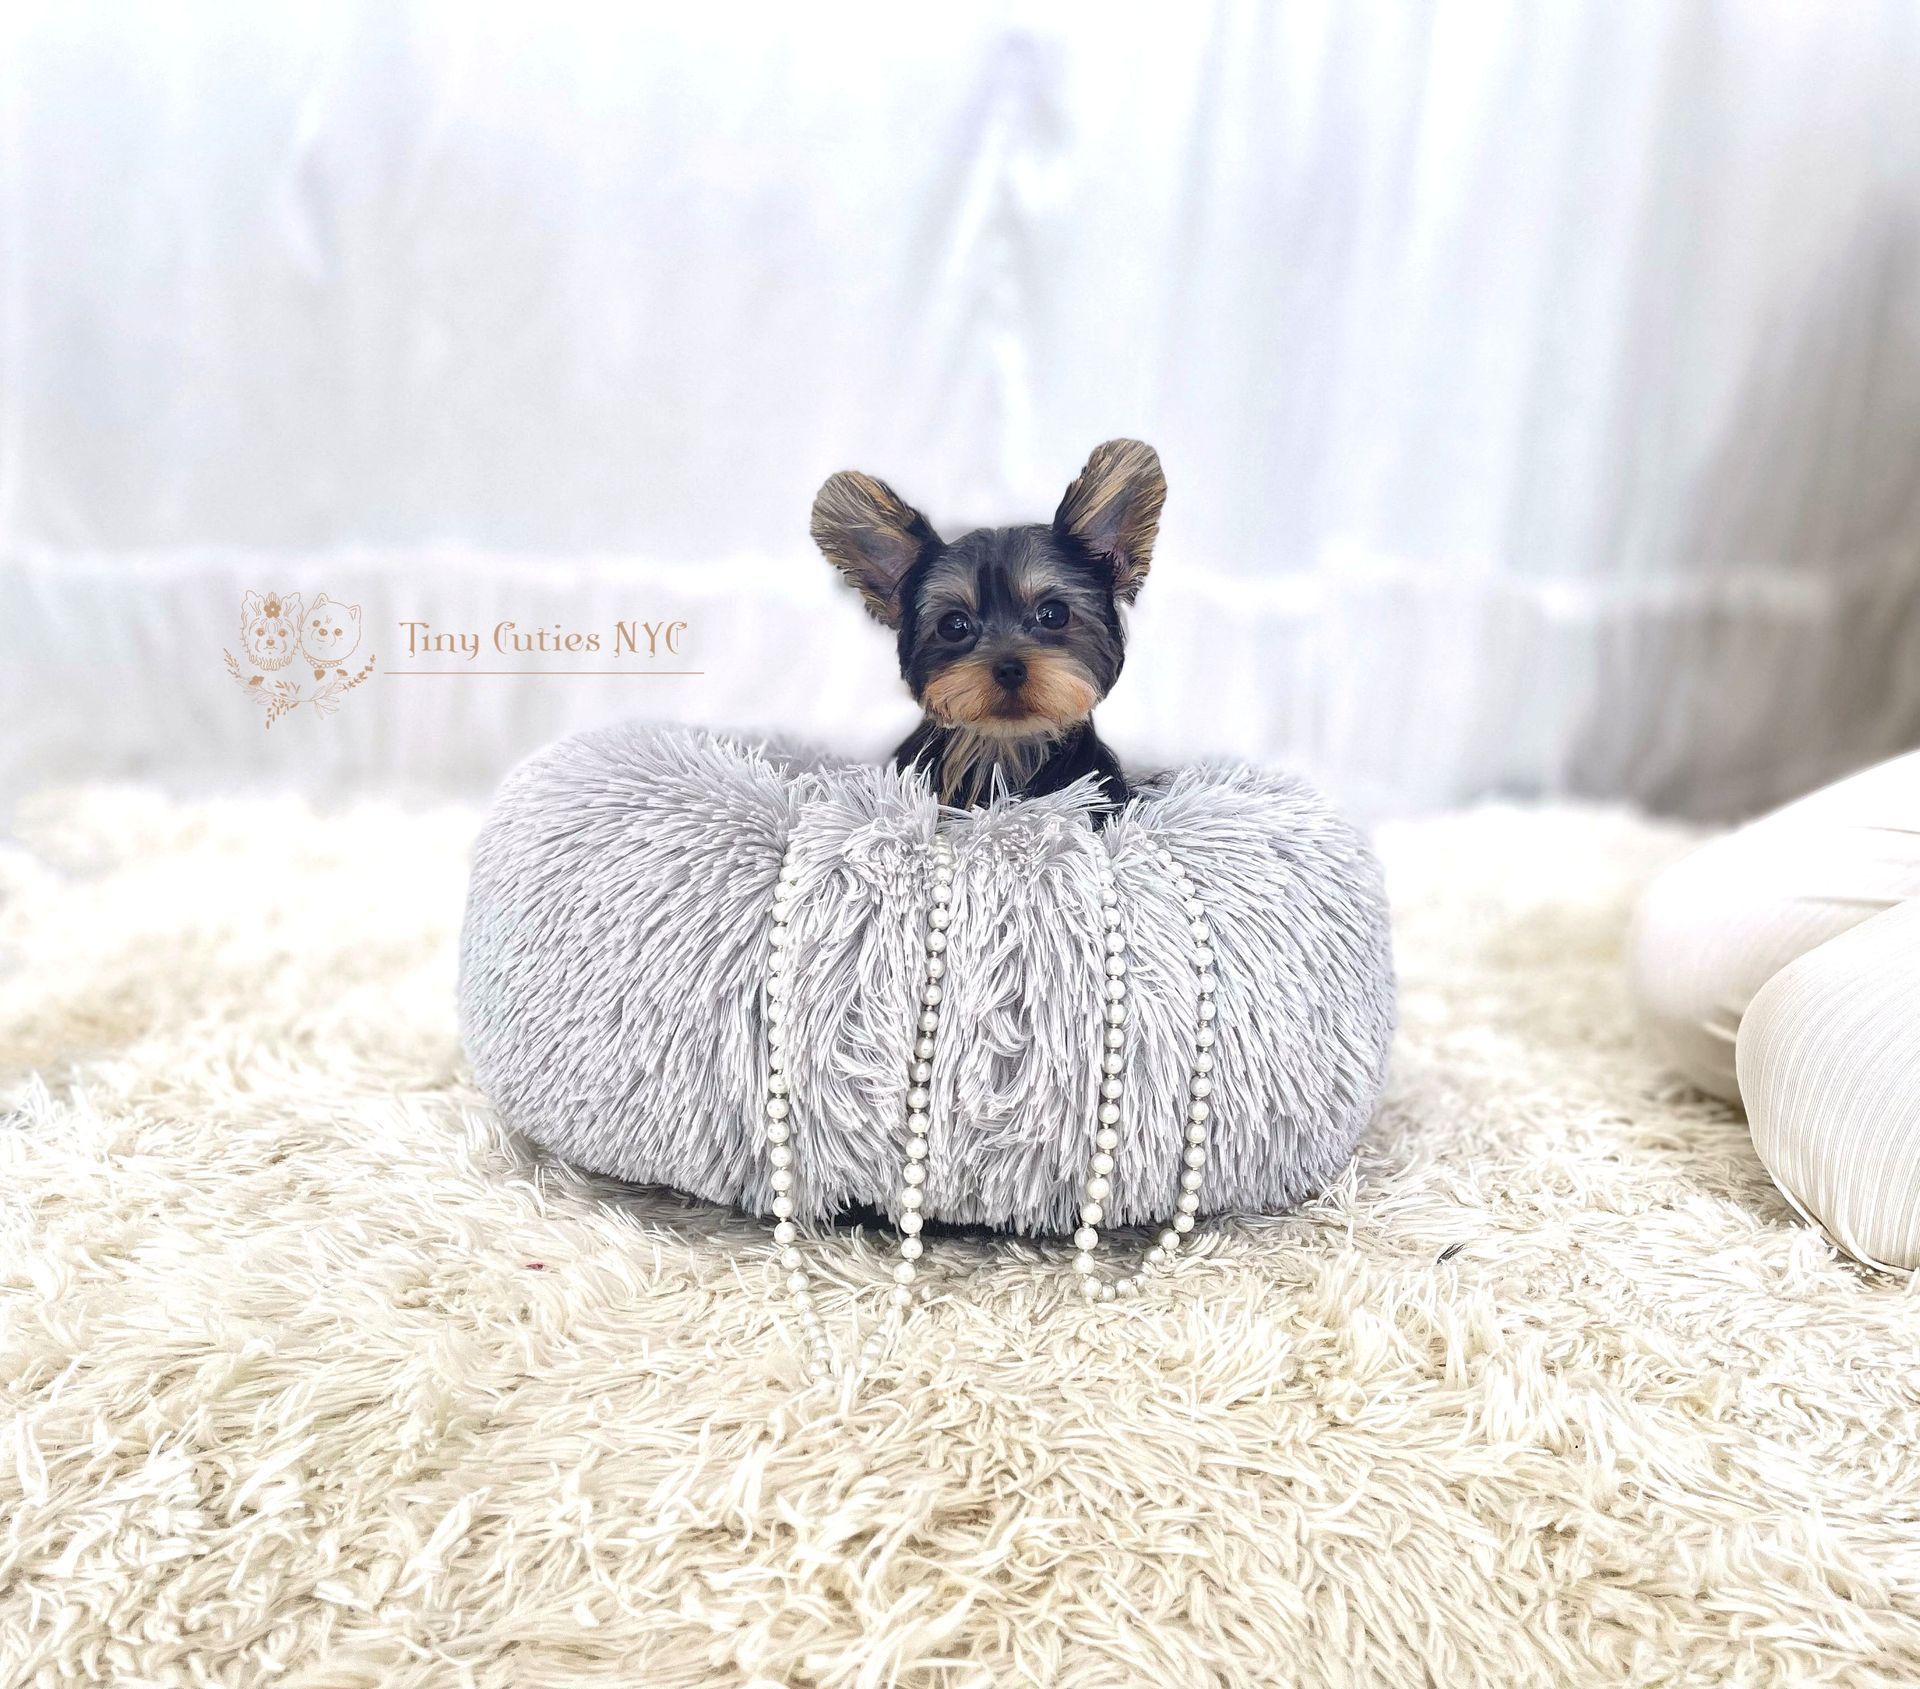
811, 438, 1165, 823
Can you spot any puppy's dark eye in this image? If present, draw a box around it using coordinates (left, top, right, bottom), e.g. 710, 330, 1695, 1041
1033, 600, 1070, 630
936, 610, 975, 643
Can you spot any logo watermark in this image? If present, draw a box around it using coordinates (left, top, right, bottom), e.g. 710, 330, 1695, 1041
393, 618, 692, 668
224, 591, 377, 728
223, 603, 699, 723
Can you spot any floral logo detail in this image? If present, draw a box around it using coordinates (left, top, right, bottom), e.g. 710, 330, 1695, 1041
225, 589, 376, 728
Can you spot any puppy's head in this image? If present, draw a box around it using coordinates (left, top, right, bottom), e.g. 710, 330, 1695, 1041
810, 439, 1165, 739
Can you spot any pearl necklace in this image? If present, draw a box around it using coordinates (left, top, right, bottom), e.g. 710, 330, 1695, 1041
1069, 846, 1216, 1298
761, 832, 1215, 1381
763, 835, 953, 1382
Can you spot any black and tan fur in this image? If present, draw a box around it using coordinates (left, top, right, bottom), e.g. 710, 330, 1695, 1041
811, 439, 1165, 821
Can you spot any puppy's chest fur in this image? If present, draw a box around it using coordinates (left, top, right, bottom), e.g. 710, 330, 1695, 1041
894, 720, 1129, 819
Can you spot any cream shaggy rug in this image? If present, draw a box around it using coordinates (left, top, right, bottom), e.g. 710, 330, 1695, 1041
4, 789, 1920, 1689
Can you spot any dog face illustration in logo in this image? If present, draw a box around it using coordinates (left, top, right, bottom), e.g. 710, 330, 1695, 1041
301, 594, 363, 673
241, 591, 303, 671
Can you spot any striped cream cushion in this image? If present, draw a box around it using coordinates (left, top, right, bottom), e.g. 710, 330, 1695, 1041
1738, 901, 1920, 1274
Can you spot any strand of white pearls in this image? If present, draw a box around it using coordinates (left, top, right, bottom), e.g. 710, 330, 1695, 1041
760, 843, 826, 1376
1068, 857, 1133, 1299
880, 831, 956, 1370
1069, 844, 1218, 1298
763, 833, 954, 1382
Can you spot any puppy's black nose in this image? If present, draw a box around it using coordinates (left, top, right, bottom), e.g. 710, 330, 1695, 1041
993, 657, 1027, 690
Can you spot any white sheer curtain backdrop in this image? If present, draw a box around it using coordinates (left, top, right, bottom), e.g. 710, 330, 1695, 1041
3, 1, 1917, 816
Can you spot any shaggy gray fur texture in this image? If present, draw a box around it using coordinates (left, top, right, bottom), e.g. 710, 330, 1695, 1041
459, 723, 1395, 1236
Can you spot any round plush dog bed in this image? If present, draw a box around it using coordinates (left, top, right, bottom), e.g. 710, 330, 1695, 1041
458, 722, 1395, 1237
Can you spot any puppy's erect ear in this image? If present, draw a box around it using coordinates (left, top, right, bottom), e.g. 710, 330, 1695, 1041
811, 471, 938, 628
1053, 438, 1166, 603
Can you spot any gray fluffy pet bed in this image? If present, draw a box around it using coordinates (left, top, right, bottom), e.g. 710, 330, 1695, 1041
458, 723, 1395, 1236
